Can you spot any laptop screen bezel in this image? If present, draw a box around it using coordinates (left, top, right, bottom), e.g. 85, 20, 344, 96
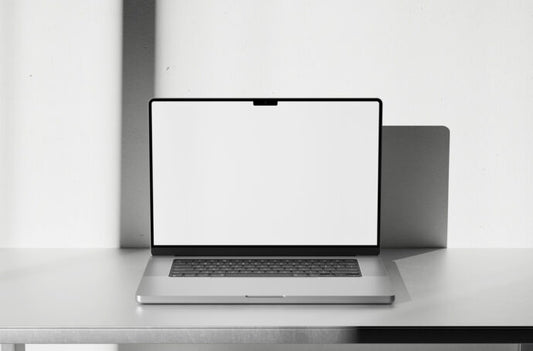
149, 98, 382, 256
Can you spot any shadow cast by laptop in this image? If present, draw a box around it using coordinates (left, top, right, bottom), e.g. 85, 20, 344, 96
381, 126, 450, 249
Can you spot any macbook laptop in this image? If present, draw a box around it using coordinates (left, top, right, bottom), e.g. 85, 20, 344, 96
136, 98, 394, 304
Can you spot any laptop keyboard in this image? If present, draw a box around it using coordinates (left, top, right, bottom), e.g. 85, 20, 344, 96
169, 258, 362, 277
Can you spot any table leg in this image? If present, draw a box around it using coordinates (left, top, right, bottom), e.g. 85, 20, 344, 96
1, 345, 25, 351
520, 344, 533, 351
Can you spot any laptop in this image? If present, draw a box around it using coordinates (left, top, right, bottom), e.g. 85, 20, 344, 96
136, 98, 395, 304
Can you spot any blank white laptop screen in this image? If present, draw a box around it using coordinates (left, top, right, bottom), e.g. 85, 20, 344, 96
151, 100, 380, 246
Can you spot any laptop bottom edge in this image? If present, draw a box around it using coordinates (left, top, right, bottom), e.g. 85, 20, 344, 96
136, 294, 395, 305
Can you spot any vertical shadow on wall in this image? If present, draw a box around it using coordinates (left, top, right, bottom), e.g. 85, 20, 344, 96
380, 126, 450, 248
119, 0, 155, 247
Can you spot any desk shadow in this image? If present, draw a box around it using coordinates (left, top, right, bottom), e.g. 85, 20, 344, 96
381, 126, 450, 248
119, 345, 516, 351
381, 248, 444, 304
119, 0, 155, 248
383, 260, 411, 304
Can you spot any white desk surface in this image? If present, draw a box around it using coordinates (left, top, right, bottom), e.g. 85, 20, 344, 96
1, 248, 533, 344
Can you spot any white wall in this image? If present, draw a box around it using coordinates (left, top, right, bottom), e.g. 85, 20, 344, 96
3, 0, 531, 248
156, 0, 533, 248
0, 0, 122, 247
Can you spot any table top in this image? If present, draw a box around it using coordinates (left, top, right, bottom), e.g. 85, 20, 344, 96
1, 248, 533, 344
